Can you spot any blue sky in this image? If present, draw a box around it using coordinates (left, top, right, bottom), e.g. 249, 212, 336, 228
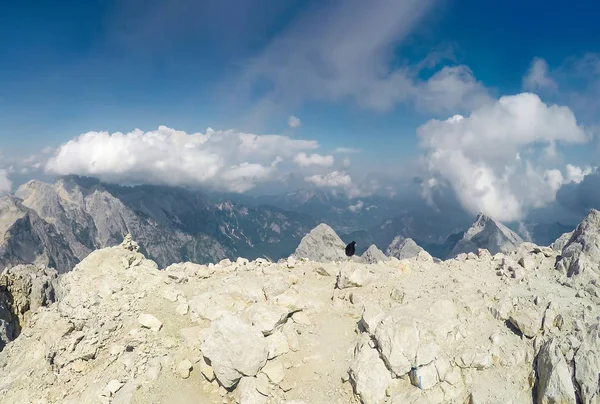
1, 0, 600, 221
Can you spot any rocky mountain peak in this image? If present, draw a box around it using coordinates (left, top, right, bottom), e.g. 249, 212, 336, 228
360, 244, 387, 264
386, 235, 425, 260
291, 223, 346, 262
449, 212, 523, 257
555, 208, 600, 279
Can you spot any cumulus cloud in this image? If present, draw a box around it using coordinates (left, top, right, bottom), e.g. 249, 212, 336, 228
293, 152, 334, 167
419, 93, 589, 221
348, 200, 364, 213
304, 170, 365, 198
305, 170, 352, 188
0, 169, 11, 194
242, 0, 490, 114
523, 57, 557, 91
288, 116, 301, 128
46, 126, 320, 193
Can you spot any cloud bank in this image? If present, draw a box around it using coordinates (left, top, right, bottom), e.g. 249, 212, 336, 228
46, 126, 320, 193
419, 93, 590, 221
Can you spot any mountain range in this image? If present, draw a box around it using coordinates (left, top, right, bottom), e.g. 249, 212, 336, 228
0, 175, 582, 273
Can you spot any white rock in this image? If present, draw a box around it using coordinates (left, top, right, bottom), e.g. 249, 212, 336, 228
200, 315, 269, 388
137, 314, 162, 332
536, 339, 576, 404
360, 305, 385, 334
336, 267, 374, 289
416, 342, 439, 367
235, 377, 268, 404
509, 308, 543, 338
410, 362, 439, 390
177, 359, 192, 379
104, 380, 124, 397
374, 314, 419, 376
291, 311, 311, 326
266, 330, 289, 359
349, 340, 392, 404
180, 326, 206, 349
249, 303, 291, 335
200, 357, 215, 382
176, 302, 189, 316
282, 323, 299, 352
262, 361, 285, 385
256, 372, 270, 396
163, 289, 182, 302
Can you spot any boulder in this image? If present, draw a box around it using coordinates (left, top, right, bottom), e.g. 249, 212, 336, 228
373, 314, 419, 376
248, 303, 292, 336
536, 339, 576, 404
201, 315, 269, 388
349, 338, 392, 404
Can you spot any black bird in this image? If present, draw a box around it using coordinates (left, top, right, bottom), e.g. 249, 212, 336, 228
345, 241, 356, 257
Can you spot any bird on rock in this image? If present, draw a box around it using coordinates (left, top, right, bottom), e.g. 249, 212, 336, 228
345, 241, 356, 258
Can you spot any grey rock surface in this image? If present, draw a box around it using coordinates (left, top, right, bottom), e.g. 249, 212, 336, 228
12, 176, 315, 268
386, 236, 425, 260
449, 212, 523, 258
291, 223, 346, 262
555, 209, 600, 280
0, 264, 57, 350
0, 196, 78, 273
360, 244, 387, 264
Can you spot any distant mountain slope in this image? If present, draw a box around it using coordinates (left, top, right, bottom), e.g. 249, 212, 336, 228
13, 176, 316, 267
449, 213, 524, 257
0, 196, 77, 273
253, 189, 399, 234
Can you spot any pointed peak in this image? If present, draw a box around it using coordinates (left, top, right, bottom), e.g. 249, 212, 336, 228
474, 212, 492, 224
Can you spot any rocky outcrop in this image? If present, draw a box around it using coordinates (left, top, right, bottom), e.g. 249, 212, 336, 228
0, 264, 58, 350
291, 223, 346, 262
0, 230, 597, 404
360, 245, 387, 264
536, 339, 576, 404
386, 235, 425, 260
555, 209, 600, 280
449, 212, 523, 258
0, 196, 78, 273
551, 231, 573, 252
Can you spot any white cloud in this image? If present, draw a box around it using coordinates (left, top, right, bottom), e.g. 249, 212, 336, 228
288, 115, 301, 128
0, 169, 11, 194
242, 0, 489, 114
305, 170, 352, 188
293, 152, 334, 167
46, 125, 320, 193
565, 164, 593, 183
523, 57, 557, 91
348, 200, 364, 212
419, 93, 589, 221
304, 170, 367, 198
414, 65, 492, 113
